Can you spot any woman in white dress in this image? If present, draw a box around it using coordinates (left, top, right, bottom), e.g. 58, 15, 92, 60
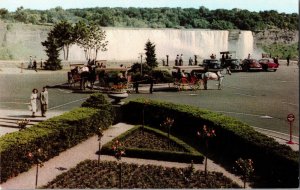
30, 88, 38, 117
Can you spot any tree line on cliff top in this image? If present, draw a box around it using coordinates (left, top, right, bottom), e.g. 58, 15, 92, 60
0, 6, 298, 31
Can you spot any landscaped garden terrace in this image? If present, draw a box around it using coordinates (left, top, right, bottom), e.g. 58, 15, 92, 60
0, 93, 298, 188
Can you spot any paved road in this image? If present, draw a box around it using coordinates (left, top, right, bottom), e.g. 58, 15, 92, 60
128, 64, 299, 137
0, 64, 298, 137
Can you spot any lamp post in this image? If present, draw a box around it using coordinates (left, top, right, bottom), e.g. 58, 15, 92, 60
166, 55, 169, 66
139, 53, 143, 76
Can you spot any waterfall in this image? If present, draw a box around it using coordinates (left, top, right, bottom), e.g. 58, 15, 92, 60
0, 23, 254, 62
236, 31, 254, 59
68, 28, 229, 62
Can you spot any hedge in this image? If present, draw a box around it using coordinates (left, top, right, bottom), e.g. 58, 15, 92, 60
101, 125, 204, 163
121, 99, 299, 188
0, 107, 112, 183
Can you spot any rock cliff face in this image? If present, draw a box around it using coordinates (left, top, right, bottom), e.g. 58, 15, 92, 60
0, 22, 51, 60
0, 21, 297, 61
253, 29, 298, 46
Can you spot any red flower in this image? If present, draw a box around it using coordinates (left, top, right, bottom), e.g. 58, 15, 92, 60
28, 152, 33, 159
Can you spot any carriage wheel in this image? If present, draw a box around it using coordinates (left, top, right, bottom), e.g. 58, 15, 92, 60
192, 81, 201, 90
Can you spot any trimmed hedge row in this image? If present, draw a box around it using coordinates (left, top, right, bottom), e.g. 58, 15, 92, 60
121, 99, 299, 188
0, 107, 112, 183
102, 125, 204, 163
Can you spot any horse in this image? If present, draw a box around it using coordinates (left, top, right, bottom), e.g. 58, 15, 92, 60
199, 71, 224, 90
79, 66, 97, 90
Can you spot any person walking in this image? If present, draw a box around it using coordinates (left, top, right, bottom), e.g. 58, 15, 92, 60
40, 59, 43, 69
40, 87, 48, 117
189, 57, 193, 66
287, 55, 290, 66
30, 88, 39, 117
28, 56, 33, 69
179, 54, 183, 65
33, 59, 37, 72
175, 55, 179, 66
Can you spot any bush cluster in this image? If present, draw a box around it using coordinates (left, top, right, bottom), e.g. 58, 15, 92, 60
0, 94, 113, 183
102, 125, 204, 163
121, 99, 299, 188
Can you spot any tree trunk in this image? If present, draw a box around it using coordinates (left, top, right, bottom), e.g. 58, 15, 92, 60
98, 140, 101, 167
119, 162, 122, 189
66, 44, 69, 61
35, 163, 39, 189
168, 127, 170, 149
62, 47, 66, 60
95, 49, 98, 60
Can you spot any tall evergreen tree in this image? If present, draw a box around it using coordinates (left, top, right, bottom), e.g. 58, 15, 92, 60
144, 40, 157, 68
41, 32, 62, 70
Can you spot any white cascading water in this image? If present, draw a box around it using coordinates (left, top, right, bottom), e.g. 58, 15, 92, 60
68, 28, 229, 62
0, 23, 255, 62
236, 31, 254, 59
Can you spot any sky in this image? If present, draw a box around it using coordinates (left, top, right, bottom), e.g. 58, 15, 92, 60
0, 0, 298, 14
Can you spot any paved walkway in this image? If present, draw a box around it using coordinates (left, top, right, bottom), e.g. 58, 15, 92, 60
1, 123, 248, 189
0, 109, 65, 137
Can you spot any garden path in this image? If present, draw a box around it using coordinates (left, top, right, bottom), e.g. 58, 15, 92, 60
1, 123, 247, 189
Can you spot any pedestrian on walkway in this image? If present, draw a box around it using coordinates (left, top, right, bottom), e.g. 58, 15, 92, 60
30, 88, 39, 117
28, 56, 33, 69
40, 87, 48, 117
286, 54, 290, 66
40, 59, 43, 69
189, 57, 193, 66
175, 54, 179, 66
179, 54, 183, 65
33, 59, 37, 72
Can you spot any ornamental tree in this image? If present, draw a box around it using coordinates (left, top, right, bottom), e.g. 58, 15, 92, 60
160, 117, 175, 149
27, 148, 46, 189
112, 139, 125, 188
197, 124, 216, 178
234, 158, 255, 188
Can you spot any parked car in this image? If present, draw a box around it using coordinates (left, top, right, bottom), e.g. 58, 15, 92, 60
202, 59, 222, 72
221, 59, 242, 71
258, 58, 279, 72
241, 59, 262, 71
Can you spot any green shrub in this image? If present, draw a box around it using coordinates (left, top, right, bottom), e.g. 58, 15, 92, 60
102, 125, 204, 163
150, 70, 174, 83
0, 107, 112, 183
121, 99, 299, 188
81, 93, 112, 111
81, 92, 116, 122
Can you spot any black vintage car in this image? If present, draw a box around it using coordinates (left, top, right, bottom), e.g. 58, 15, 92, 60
222, 59, 242, 71
219, 51, 242, 71
202, 59, 222, 72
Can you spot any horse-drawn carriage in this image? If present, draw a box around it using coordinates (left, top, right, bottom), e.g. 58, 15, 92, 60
172, 66, 205, 90
67, 63, 85, 85
172, 66, 224, 90
67, 62, 131, 91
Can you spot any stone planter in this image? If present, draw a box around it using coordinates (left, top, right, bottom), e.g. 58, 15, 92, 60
107, 91, 128, 104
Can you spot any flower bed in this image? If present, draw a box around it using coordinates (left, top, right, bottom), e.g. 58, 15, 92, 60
120, 99, 299, 188
122, 127, 187, 152
102, 125, 204, 163
42, 160, 240, 189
